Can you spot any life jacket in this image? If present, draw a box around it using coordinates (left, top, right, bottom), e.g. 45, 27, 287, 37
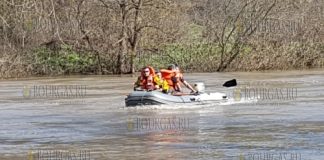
160, 69, 176, 89
139, 66, 156, 90
153, 75, 170, 92
161, 79, 170, 92
173, 69, 183, 91
147, 66, 156, 77
140, 75, 154, 90
174, 70, 183, 81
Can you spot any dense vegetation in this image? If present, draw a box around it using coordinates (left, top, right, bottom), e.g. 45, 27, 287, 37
0, 0, 323, 78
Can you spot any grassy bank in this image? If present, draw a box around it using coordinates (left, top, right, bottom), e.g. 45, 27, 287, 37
1, 0, 323, 78
1, 42, 323, 78
137, 42, 324, 72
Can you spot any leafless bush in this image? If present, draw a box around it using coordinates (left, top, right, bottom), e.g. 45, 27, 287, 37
0, 0, 323, 78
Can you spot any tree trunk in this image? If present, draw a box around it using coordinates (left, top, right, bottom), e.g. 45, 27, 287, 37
130, 49, 136, 74
129, 0, 142, 74
118, 1, 127, 74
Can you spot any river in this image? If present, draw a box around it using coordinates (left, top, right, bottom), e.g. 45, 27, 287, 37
0, 70, 323, 160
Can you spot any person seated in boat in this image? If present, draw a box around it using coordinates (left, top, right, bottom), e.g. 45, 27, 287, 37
134, 66, 161, 91
174, 64, 197, 93
160, 64, 196, 94
154, 69, 169, 93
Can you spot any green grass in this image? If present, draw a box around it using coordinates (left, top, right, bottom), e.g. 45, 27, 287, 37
31, 45, 96, 75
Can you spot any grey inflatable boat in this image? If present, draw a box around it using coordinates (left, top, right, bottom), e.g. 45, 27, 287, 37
125, 90, 227, 107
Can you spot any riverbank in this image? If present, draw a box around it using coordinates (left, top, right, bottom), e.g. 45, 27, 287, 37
1, 42, 323, 79
0, 54, 324, 79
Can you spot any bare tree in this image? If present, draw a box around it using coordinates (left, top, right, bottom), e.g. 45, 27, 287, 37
98, 0, 174, 73
0, 0, 323, 77
202, 0, 277, 71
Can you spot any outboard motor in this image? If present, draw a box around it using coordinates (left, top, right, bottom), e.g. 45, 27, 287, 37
194, 82, 205, 93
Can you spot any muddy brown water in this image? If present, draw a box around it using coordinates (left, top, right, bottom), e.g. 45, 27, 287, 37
0, 70, 324, 160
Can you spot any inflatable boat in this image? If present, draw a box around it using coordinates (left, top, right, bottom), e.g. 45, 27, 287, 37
125, 79, 236, 107
125, 90, 227, 107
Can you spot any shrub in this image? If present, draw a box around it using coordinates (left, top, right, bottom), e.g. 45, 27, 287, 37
31, 45, 96, 75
